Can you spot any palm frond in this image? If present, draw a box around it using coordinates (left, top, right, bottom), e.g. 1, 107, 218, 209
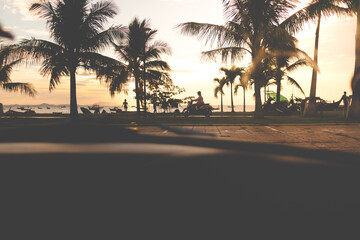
201, 47, 250, 63
0, 59, 21, 84
85, 25, 126, 51
287, 76, 305, 96
178, 22, 234, 47
84, 1, 118, 31
16, 38, 64, 63
286, 59, 309, 72
2, 82, 37, 97
145, 60, 171, 71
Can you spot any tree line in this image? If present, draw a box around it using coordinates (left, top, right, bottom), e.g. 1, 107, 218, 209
179, 0, 360, 118
1, 0, 360, 119
1, 0, 180, 118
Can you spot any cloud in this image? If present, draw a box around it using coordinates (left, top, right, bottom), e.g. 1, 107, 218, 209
160, 0, 184, 2
3, 0, 37, 21
22, 29, 49, 37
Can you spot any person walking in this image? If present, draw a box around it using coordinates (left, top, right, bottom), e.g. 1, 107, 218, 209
341, 91, 349, 117
123, 99, 128, 112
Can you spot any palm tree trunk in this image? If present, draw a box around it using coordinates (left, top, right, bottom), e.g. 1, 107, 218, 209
348, 6, 360, 119
276, 80, 281, 105
254, 80, 263, 118
220, 93, 223, 112
276, 60, 282, 105
134, 71, 141, 114
243, 87, 246, 112
70, 67, 78, 118
230, 82, 234, 112
305, 15, 321, 117
143, 48, 147, 114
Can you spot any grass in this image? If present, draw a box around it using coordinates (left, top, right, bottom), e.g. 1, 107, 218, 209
1, 110, 360, 128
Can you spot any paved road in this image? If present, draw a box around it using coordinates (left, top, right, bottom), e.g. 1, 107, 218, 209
135, 125, 360, 153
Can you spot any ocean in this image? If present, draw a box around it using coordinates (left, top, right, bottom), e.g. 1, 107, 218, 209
2, 104, 256, 114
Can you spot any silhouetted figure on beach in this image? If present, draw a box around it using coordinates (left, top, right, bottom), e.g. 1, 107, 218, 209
342, 91, 349, 117
153, 102, 157, 113
123, 99, 128, 112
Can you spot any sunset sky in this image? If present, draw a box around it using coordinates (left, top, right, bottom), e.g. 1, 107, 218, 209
0, 0, 356, 108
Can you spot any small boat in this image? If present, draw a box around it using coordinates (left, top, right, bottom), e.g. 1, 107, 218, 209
47, 107, 51, 109
88, 104, 102, 110
110, 107, 122, 113
5, 109, 35, 116
81, 107, 92, 115
60, 105, 66, 108
38, 107, 42, 109
109, 107, 119, 111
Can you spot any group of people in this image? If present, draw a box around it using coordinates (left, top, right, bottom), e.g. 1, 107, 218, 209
120, 91, 205, 113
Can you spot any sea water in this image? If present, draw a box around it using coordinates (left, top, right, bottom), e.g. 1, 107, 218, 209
3, 104, 256, 114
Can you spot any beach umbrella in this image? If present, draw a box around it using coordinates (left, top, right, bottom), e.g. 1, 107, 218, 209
266, 92, 288, 103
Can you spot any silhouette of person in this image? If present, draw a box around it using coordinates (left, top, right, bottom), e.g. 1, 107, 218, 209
193, 91, 204, 110
123, 99, 128, 112
341, 91, 349, 117
342, 91, 349, 107
153, 102, 157, 113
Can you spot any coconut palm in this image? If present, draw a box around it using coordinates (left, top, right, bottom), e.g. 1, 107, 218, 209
110, 18, 171, 113
219, 66, 244, 112
265, 26, 309, 104
179, 0, 305, 118
16, 0, 123, 118
0, 46, 36, 97
214, 77, 227, 112
281, 0, 350, 116
341, 1, 360, 118
234, 68, 250, 112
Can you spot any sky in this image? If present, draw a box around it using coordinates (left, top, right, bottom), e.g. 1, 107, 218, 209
0, 0, 357, 108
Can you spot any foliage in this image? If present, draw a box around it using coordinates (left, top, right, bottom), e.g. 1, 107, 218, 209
179, 0, 308, 117
146, 77, 185, 111
16, 0, 123, 117
0, 45, 36, 97
107, 18, 172, 113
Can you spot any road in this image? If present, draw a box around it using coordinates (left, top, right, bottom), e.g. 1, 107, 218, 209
135, 124, 360, 153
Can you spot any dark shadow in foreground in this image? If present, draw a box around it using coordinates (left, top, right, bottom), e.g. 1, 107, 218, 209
0, 123, 359, 239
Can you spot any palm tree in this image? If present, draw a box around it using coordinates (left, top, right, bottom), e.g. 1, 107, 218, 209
265, 26, 310, 105
234, 69, 250, 112
281, 0, 350, 116
111, 18, 171, 114
179, 0, 303, 118
214, 77, 227, 112
219, 66, 244, 112
342, 1, 360, 118
17, 0, 123, 118
0, 46, 36, 97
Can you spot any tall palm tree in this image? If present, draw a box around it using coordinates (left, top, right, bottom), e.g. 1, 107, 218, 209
0, 46, 36, 97
234, 68, 249, 112
282, 0, 350, 116
179, 0, 302, 118
220, 66, 244, 112
17, 0, 123, 118
265, 26, 310, 104
109, 18, 171, 113
214, 77, 227, 112
342, 1, 360, 118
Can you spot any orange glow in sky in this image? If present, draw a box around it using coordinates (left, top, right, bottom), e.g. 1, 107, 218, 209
0, 0, 356, 108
